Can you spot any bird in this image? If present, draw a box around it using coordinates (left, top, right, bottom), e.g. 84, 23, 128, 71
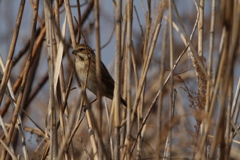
72, 44, 126, 106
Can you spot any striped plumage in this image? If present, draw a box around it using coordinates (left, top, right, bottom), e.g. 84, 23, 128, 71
72, 44, 126, 106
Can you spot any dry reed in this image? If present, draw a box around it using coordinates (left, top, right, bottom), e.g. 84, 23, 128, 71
0, 0, 240, 160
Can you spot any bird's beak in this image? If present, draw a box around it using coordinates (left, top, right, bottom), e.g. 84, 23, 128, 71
72, 50, 77, 55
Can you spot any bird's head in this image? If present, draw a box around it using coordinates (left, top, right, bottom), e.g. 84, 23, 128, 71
72, 44, 94, 61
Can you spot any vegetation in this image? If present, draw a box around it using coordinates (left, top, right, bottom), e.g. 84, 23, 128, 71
0, 0, 239, 159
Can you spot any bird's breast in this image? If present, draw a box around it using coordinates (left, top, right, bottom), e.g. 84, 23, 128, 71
75, 61, 98, 94
75, 62, 88, 82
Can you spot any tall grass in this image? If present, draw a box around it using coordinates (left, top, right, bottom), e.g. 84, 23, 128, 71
0, 0, 240, 159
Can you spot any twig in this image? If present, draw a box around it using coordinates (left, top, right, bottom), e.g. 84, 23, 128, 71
0, 139, 18, 160
131, 44, 190, 154
44, 0, 57, 158
64, 0, 76, 48
0, 0, 25, 105
114, 0, 122, 159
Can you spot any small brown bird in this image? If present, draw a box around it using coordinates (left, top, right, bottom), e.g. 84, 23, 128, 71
72, 44, 126, 106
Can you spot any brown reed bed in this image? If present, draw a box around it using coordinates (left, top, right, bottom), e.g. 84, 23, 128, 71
0, 0, 239, 159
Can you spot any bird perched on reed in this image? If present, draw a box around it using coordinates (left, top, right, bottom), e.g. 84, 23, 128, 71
72, 44, 126, 106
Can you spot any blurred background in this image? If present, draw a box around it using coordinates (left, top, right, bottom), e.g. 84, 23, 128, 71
0, 0, 240, 159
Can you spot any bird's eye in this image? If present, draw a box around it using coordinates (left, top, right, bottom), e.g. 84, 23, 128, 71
78, 48, 85, 52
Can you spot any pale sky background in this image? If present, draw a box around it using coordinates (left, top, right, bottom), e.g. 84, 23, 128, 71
0, 0, 197, 65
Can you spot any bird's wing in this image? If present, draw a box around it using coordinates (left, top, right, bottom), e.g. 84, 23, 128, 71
101, 61, 115, 96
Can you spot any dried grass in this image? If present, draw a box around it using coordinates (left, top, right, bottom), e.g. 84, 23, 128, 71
0, 0, 240, 160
